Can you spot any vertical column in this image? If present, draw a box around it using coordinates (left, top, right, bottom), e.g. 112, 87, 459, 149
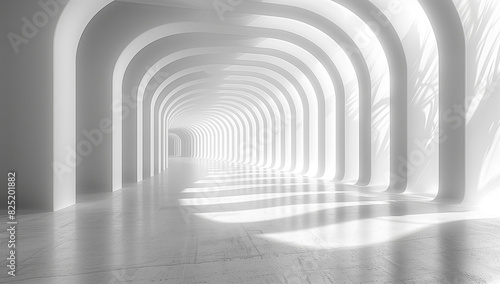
419, 0, 466, 202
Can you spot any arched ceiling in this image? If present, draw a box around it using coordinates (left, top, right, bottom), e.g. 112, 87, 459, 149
52, 0, 469, 211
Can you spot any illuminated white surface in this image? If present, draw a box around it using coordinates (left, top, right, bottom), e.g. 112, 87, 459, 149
192, 201, 391, 223
53, 0, 114, 210
261, 210, 499, 250
5, 158, 499, 283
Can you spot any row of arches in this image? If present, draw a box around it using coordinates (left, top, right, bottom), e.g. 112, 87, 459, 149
38, 0, 498, 211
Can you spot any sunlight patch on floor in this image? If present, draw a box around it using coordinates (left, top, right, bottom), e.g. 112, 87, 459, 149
259, 210, 500, 249
192, 201, 391, 223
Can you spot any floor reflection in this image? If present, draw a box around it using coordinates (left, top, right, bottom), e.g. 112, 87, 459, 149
0, 158, 499, 283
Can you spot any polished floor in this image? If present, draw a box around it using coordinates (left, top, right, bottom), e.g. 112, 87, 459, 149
1, 158, 500, 283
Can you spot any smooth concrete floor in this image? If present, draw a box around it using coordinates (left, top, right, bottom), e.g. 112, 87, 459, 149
1, 157, 500, 283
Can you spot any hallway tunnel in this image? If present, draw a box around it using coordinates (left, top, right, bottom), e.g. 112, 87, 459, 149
1, 0, 500, 282
0, 0, 499, 210
14, 0, 494, 210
